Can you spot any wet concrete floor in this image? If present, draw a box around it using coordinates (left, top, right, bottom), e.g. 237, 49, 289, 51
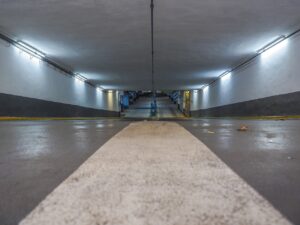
20, 122, 290, 225
180, 119, 300, 225
0, 119, 299, 224
0, 120, 129, 225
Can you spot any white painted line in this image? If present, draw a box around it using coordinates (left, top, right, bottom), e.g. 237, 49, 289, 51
20, 122, 291, 225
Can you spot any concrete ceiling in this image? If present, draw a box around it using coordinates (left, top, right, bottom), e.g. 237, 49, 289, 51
0, 0, 300, 90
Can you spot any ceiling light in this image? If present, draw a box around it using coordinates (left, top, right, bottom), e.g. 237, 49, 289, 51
220, 71, 232, 80
257, 35, 286, 54
202, 85, 209, 91
193, 85, 205, 92
16, 41, 46, 59
74, 73, 87, 82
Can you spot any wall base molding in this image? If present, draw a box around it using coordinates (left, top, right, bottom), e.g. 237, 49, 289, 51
0, 93, 119, 117
191, 91, 300, 117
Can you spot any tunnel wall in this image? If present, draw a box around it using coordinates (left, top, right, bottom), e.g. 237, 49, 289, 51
191, 32, 300, 117
178, 91, 185, 112
0, 40, 120, 117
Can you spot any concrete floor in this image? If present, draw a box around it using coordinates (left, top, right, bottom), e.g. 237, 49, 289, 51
180, 119, 300, 225
0, 119, 299, 224
20, 122, 290, 225
123, 97, 184, 118
0, 120, 129, 225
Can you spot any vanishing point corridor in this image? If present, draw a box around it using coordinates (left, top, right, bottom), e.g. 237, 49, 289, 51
1, 1, 300, 225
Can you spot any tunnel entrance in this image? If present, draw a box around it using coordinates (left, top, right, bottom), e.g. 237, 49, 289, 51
121, 92, 185, 119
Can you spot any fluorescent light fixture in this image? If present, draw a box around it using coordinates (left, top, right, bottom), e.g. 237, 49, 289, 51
220, 71, 232, 80
193, 85, 205, 92
15, 41, 46, 59
74, 73, 87, 82
202, 85, 209, 91
257, 35, 286, 54
97, 86, 104, 91
221, 71, 231, 77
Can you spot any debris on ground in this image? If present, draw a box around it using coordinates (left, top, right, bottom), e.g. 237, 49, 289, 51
287, 156, 293, 160
207, 130, 215, 134
237, 125, 248, 131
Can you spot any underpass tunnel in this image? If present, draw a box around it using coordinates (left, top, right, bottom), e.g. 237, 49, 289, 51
120, 91, 185, 119
1, 1, 300, 225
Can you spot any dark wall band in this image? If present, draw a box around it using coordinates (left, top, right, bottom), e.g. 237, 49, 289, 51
0, 93, 120, 117
191, 91, 300, 117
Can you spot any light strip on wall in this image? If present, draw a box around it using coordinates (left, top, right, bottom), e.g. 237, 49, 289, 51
202, 85, 209, 91
74, 73, 88, 82
15, 41, 46, 59
0, 32, 105, 91
256, 36, 286, 54
192, 85, 205, 92
97, 86, 104, 91
219, 70, 231, 80
201, 29, 300, 91
220, 71, 231, 79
